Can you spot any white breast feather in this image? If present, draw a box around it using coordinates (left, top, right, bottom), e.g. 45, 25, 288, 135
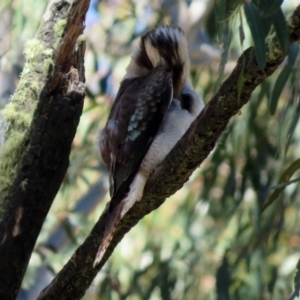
119, 86, 204, 219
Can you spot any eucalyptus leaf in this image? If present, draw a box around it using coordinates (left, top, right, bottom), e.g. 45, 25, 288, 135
244, 3, 267, 69
260, 14, 274, 37
238, 10, 245, 47
215, 23, 232, 91
215, 0, 226, 23
273, 8, 289, 54
256, 0, 283, 17
263, 158, 300, 211
269, 65, 292, 115
215, 0, 227, 40
288, 42, 299, 66
284, 99, 300, 156
289, 259, 300, 300
271, 176, 300, 189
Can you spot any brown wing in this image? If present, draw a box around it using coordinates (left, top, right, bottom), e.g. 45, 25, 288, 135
100, 66, 173, 210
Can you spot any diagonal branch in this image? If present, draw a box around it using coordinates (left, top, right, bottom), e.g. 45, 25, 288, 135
0, 0, 90, 299
38, 5, 300, 300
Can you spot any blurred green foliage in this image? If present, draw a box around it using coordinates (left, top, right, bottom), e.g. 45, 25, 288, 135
1, 0, 300, 299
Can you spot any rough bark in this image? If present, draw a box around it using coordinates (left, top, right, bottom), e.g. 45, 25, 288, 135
0, 0, 89, 299
37, 4, 300, 300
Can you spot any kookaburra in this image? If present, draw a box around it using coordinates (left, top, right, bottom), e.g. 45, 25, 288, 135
95, 25, 204, 266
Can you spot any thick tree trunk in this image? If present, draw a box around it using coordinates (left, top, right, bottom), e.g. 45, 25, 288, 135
38, 5, 300, 300
0, 1, 90, 299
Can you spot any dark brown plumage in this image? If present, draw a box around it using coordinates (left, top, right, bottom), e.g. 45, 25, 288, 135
100, 65, 173, 208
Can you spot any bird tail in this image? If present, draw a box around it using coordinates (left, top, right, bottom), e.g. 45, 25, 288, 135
94, 170, 147, 267
93, 202, 124, 267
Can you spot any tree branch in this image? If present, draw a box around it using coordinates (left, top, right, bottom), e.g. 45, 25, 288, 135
0, 0, 89, 299
38, 4, 300, 300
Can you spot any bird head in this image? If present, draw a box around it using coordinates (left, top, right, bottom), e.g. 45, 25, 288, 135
125, 25, 190, 97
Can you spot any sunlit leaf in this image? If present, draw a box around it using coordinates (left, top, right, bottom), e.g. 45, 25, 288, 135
244, 3, 267, 68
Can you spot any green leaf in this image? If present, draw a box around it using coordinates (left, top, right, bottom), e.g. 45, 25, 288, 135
215, 0, 226, 22
260, 14, 274, 37
289, 259, 300, 300
271, 176, 300, 189
238, 10, 245, 47
215, 0, 227, 40
273, 8, 289, 54
288, 42, 299, 66
244, 3, 267, 69
287, 101, 300, 137
80, 173, 91, 186
284, 99, 300, 156
256, 0, 283, 17
215, 23, 232, 91
269, 65, 292, 115
216, 255, 230, 300
61, 220, 78, 245
263, 158, 300, 211
83, 102, 98, 113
